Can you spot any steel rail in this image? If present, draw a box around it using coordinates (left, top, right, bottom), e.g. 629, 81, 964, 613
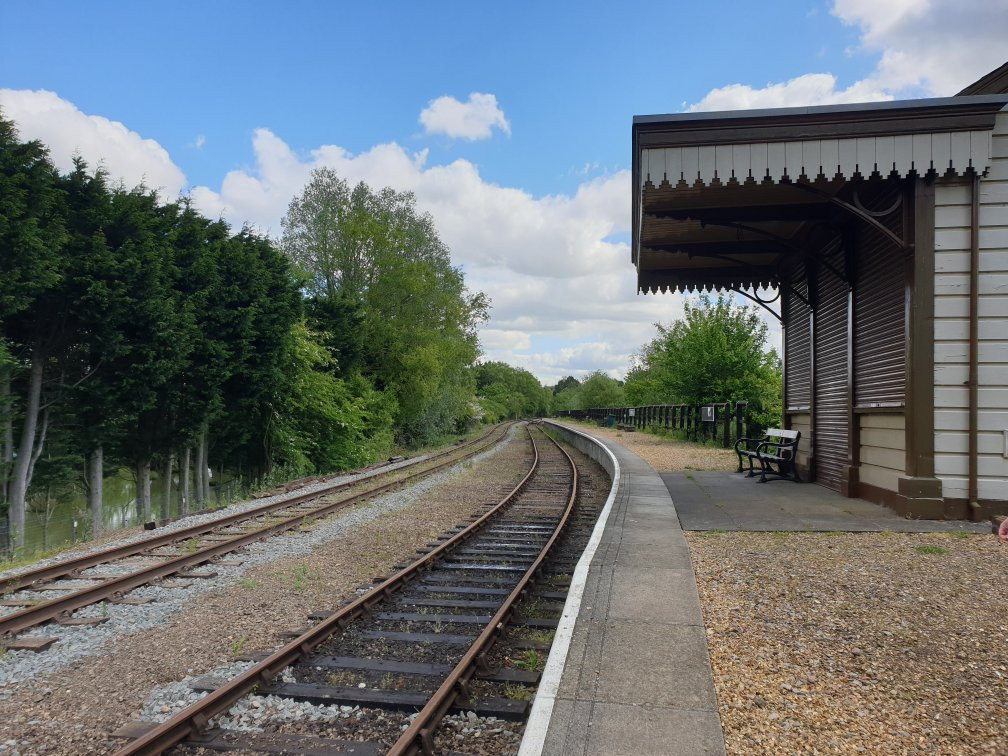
0, 423, 507, 596
389, 426, 578, 755
0, 424, 512, 638
114, 424, 545, 756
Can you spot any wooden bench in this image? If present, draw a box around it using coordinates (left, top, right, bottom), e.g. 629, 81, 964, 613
734, 428, 801, 483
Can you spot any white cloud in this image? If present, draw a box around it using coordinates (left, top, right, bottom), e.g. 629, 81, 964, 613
184, 126, 681, 382
0, 88, 186, 197
689, 0, 1008, 110
193, 134, 206, 150
689, 73, 891, 112
832, 0, 1008, 96
419, 92, 510, 140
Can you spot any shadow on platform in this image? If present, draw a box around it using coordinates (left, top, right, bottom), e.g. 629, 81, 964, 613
661, 471, 989, 533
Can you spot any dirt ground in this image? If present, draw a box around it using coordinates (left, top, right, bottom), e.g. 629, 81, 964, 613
688, 530, 1008, 755
555, 419, 738, 471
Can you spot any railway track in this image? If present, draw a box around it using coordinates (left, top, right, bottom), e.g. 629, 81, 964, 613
113, 422, 591, 755
0, 423, 511, 645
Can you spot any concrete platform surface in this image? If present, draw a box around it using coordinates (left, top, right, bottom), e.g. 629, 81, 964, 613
523, 423, 725, 756
664, 471, 990, 533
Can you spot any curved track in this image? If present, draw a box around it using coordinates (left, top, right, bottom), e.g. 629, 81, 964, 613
0, 423, 511, 642
115, 422, 579, 755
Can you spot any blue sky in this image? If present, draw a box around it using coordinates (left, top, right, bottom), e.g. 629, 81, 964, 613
1, 1, 871, 194
2, 1, 1006, 382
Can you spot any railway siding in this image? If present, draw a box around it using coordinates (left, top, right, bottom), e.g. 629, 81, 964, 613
0, 426, 520, 711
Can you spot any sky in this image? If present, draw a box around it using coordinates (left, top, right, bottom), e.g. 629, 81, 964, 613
2, 1, 1006, 384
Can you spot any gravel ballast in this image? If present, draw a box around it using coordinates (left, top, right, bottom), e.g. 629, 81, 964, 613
688, 530, 1008, 755
0, 450, 444, 586
0, 427, 530, 755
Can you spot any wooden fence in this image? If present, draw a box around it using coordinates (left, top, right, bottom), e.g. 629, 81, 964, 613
555, 401, 750, 448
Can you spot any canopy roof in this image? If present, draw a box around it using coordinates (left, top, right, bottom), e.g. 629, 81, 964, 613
632, 95, 1008, 294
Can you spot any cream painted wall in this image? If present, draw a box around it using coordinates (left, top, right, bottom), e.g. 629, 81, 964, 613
932, 110, 1008, 501
859, 413, 905, 492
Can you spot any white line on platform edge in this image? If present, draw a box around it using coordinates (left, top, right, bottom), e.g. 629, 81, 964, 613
517, 421, 620, 756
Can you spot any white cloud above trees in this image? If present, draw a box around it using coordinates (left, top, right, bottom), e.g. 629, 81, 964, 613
185, 127, 679, 382
419, 92, 510, 140
0, 88, 187, 198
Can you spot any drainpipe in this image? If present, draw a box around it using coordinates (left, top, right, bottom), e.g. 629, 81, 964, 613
968, 173, 980, 517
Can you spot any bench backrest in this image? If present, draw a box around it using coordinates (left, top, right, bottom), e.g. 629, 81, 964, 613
765, 428, 800, 441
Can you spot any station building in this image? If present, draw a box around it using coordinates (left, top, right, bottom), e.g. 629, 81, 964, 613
632, 63, 1008, 520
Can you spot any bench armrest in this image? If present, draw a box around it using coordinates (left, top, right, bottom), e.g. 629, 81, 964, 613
734, 435, 768, 453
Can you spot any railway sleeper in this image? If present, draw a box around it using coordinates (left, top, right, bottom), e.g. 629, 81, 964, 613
212, 681, 530, 720
113, 725, 383, 755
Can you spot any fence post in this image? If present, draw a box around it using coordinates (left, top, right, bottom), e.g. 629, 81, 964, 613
722, 402, 730, 447
735, 401, 746, 441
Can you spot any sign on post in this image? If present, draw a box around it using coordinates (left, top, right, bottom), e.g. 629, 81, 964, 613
700, 405, 714, 422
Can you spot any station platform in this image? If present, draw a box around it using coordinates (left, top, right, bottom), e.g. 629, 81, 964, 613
520, 422, 726, 756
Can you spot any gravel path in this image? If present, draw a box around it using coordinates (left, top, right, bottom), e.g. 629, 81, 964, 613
0, 427, 529, 755
554, 419, 737, 471
687, 530, 1008, 755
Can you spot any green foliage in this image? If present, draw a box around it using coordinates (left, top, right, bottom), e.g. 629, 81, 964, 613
578, 371, 627, 409
1, 122, 503, 554
624, 294, 781, 431
280, 169, 488, 446
474, 361, 551, 421
553, 375, 580, 395
271, 322, 394, 473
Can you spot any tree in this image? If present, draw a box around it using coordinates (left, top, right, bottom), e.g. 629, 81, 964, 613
577, 371, 626, 410
626, 294, 782, 426
280, 169, 488, 447
553, 375, 580, 395
0, 115, 69, 548
474, 362, 551, 421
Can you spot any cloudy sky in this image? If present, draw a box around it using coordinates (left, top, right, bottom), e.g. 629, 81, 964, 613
2, 1, 1006, 383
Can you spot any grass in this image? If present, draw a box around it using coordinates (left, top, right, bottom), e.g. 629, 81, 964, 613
230, 636, 247, 655
915, 545, 948, 555
0, 646, 7, 661
514, 649, 542, 672
326, 670, 358, 687
290, 563, 320, 590
950, 530, 971, 539
239, 578, 258, 589
0, 543, 73, 573
522, 597, 554, 619
181, 537, 200, 553
514, 628, 555, 645
503, 683, 533, 701
700, 529, 724, 538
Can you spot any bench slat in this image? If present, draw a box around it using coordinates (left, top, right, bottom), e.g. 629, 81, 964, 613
764, 428, 799, 439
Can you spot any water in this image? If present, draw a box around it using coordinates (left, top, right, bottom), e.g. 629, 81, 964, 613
13, 468, 237, 556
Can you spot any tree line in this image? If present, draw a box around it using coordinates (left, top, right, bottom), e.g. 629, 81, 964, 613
0, 118, 493, 552
551, 295, 782, 431
0, 113, 782, 556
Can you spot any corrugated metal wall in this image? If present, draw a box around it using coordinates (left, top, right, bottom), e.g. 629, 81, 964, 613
784, 261, 811, 410
814, 242, 850, 491
854, 187, 906, 407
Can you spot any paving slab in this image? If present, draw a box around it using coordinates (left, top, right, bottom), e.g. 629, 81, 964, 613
664, 471, 989, 533
522, 423, 724, 756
